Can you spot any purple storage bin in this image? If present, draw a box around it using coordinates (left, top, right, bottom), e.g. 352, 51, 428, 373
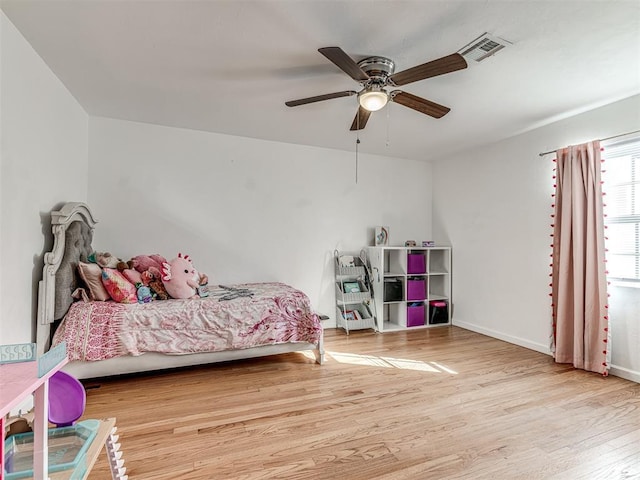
407, 304, 425, 327
406, 279, 426, 301
407, 253, 426, 274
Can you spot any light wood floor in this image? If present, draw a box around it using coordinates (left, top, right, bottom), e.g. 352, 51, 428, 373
81, 327, 640, 480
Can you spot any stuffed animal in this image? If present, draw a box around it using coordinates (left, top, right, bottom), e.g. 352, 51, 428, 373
88, 251, 121, 269
131, 254, 167, 277
129, 254, 170, 300
161, 253, 203, 299
141, 270, 170, 300
136, 283, 154, 304
116, 259, 133, 272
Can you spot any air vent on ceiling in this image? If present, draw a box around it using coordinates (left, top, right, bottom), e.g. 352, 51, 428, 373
458, 33, 511, 63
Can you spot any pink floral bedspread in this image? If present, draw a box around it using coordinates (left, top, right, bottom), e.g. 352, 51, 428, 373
52, 282, 322, 362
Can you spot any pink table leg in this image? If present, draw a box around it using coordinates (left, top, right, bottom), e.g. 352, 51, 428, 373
1, 415, 5, 480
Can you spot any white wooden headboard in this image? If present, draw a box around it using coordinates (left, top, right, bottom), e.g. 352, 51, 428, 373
37, 202, 97, 355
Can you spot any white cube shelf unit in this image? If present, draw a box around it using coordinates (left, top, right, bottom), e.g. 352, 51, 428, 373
367, 246, 452, 332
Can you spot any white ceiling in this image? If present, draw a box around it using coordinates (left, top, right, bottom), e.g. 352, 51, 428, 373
2, 0, 639, 161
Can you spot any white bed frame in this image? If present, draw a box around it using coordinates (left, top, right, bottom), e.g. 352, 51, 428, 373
37, 202, 324, 379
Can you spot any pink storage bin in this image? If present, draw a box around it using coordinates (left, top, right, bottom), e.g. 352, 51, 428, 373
407, 253, 426, 274
406, 278, 426, 301
429, 300, 449, 324
407, 304, 425, 327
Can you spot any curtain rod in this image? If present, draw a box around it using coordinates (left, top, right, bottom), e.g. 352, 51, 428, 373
538, 128, 640, 157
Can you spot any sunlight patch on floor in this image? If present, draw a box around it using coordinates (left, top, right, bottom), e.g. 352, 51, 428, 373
300, 350, 319, 361
326, 351, 458, 374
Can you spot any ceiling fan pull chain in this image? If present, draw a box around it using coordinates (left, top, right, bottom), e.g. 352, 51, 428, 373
354, 98, 360, 184
355, 138, 359, 184
386, 104, 391, 147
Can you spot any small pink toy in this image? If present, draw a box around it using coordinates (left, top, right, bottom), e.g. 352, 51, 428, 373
161, 253, 201, 299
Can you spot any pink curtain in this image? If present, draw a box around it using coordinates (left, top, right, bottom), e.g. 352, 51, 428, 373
551, 141, 610, 375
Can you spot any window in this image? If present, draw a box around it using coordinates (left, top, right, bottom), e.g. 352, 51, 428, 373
602, 136, 640, 282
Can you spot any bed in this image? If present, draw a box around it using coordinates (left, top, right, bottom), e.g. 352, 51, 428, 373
36, 202, 324, 379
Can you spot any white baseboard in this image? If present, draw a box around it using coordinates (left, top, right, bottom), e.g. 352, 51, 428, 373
453, 320, 551, 355
609, 365, 640, 383
453, 320, 639, 384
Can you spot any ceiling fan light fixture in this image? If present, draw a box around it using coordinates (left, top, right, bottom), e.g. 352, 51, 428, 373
286, 46, 464, 130
359, 88, 388, 112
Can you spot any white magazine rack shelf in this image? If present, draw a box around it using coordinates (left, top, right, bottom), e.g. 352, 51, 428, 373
334, 250, 376, 334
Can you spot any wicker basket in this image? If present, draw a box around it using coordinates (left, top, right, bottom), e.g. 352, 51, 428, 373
336, 304, 376, 331
335, 265, 366, 277
335, 282, 371, 303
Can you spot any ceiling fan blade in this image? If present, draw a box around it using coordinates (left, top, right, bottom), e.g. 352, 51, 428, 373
318, 47, 369, 82
391, 91, 451, 118
349, 107, 372, 131
285, 90, 357, 107
389, 53, 467, 86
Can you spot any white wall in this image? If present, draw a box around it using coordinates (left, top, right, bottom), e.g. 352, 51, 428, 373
609, 285, 640, 381
88, 117, 432, 326
0, 12, 88, 345
433, 94, 640, 381
3, 4, 635, 382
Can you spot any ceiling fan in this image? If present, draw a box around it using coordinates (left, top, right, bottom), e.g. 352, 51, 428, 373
285, 47, 468, 131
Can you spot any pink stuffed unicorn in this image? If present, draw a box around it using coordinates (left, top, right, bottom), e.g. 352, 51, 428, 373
161, 253, 202, 299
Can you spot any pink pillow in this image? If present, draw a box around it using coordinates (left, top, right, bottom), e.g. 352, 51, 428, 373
77, 262, 110, 301
122, 268, 142, 286
101, 268, 137, 303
